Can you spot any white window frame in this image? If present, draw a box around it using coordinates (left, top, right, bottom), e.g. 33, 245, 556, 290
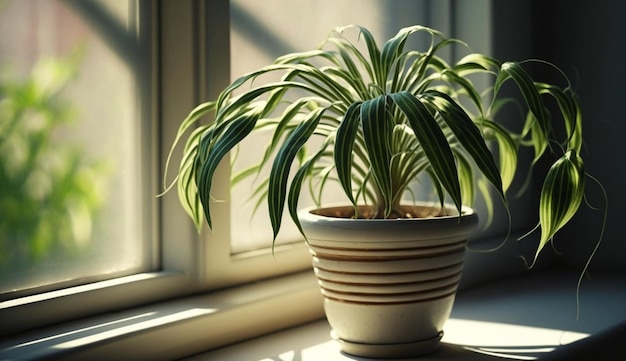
0, 0, 317, 339
0, 0, 180, 337
159, 0, 314, 290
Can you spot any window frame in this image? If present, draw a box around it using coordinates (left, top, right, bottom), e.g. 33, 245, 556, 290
160, 0, 316, 290
1, 2, 530, 354
0, 0, 317, 338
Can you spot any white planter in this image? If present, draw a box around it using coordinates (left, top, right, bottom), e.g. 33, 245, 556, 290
299, 204, 478, 358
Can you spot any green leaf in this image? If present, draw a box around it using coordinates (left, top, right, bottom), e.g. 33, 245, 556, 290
455, 53, 501, 75
164, 101, 216, 191
535, 149, 585, 263
523, 112, 549, 163
497, 62, 551, 145
196, 110, 261, 229
455, 150, 475, 207
268, 107, 326, 240
390, 91, 462, 213
481, 119, 518, 192
440, 69, 485, 116
256, 97, 326, 177
334, 102, 362, 206
353, 26, 383, 87
423, 91, 504, 203
178, 126, 212, 228
389, 124, 427, 205
326, 36, 374, 91
360, 96, 393, 216
381, 25, 440, 89
287, 142, 331, 241
536, 83, 583, 153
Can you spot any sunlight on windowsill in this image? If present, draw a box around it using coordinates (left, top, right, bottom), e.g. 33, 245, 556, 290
191, 317, 591, 361
443, 318, 589, 360
189, 269, 626, 361
3, 308, 217, 358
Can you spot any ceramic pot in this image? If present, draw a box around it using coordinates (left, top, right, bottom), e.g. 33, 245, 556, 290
299, 203, 478, 358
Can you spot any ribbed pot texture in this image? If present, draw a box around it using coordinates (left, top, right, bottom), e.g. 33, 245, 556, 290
299, 204, 478, 358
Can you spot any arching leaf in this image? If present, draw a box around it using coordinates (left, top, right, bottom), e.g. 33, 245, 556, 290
196, 109, 261, 229
535, 150, 585, 263
268, 107, 326, 240
390, 91, 462, 213
334, 102, 362, 206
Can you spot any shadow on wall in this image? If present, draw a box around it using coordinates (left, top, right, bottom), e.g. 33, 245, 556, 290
529, 0, 626, 273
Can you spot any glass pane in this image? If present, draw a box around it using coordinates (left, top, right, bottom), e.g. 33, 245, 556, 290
0, 0, 154, 296
229, 0, 432, 253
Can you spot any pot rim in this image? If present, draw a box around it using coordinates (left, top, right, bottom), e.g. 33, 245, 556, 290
298, 202, 476, 222
297, 202, 479, 244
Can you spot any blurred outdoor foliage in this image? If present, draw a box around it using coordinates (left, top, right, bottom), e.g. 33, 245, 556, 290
0, 51, 108, 276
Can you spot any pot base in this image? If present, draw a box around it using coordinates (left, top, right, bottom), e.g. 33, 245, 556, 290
331, 330, 443, 359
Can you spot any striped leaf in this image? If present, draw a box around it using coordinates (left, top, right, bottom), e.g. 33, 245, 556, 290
353, 26, 383, 87
497, 62, 551, 144
390, 91, 462, 213
287, 142, 331, 241
268, 107, 326, 240
164, 24, 596, 267
334, 102, 362, 206
535, 150, 585, 262
423, 91, 504, 202
196, 109, 260, 229
361, 96, 394, 216
481, 119, 518, 192
536, 83, 583, 153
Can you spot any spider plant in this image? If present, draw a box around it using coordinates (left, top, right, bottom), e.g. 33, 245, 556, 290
165, 24, 587, 263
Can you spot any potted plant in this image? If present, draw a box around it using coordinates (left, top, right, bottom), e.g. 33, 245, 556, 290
164, 25, 591, 357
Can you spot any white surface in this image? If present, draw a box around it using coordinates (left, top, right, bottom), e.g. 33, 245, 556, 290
186, 319, 588, 361
185, 269, 626, 360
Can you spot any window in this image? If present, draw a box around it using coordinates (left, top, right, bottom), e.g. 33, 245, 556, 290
0, 0, 162, 337
224, 0, 498, 255
210, 0, 496, 286
2, 0, 515, 352
0, 1, 155, 298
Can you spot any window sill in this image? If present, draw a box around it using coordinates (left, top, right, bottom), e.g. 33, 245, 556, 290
0, 270, 324, 361
186, 269, 626, 361
3, 262, 626, 361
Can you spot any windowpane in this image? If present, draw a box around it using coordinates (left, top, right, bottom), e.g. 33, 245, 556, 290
0, 0, 154, 296
229, 0, 432, 253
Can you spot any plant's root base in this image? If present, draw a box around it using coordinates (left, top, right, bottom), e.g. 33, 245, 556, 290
312, 204, 452, 220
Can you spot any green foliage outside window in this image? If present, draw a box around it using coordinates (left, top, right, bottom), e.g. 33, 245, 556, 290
0, 53, 107, 279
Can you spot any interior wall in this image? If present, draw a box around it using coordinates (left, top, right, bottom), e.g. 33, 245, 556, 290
492, 1, 626, 273
485, 2, 546, 256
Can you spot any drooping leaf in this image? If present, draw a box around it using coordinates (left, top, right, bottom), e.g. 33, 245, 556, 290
288, 141, 331, 240
497, 61, 551, 146
390, 91, 462, 213
534, 149, 585, 263
455, 150, 475, 207
257, 97, 327, 176
536, 83, 583, 153
196, 109, 261, 229
455, 53, 501, 75
334, 102, 362, 206
423, 90, 504, 204
164, 101, 216, 191
481, 119, 518, 192
268, 107, 326, 240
